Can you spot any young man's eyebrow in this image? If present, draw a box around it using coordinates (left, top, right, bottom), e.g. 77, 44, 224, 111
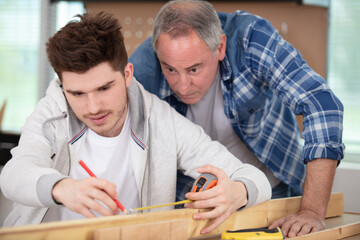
65, 89, 83, 95
65, 80, 115, 94
97, 80, 115, 90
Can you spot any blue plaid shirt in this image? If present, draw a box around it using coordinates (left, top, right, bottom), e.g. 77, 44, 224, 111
129, 11, 344, 194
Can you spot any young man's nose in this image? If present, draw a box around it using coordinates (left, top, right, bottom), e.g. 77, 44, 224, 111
87, 93, 102, 114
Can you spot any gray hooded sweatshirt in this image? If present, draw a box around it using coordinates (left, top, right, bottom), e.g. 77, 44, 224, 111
0, 77, 271, 226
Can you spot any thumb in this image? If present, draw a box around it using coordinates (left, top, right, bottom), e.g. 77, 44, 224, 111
196, 165, 224, 179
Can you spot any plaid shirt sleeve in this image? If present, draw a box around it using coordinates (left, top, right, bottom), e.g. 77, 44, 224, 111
244, 18, 345, 161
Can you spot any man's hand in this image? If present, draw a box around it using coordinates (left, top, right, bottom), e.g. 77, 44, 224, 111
52, 178, 120, 218
269, 209, 325, 237
269, 158, 337, 237
184, 165, 248, 235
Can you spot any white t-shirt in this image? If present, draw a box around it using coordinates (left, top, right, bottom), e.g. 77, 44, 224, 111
186, 69, 280, 188
43, 108, 140, 222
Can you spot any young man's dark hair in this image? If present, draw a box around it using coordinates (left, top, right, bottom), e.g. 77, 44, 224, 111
46, 12, 128, 79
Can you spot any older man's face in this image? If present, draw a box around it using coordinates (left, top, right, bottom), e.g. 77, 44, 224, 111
156, 30, 226, 104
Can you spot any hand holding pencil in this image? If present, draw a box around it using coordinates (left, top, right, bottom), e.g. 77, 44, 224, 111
51, 161, 124, 218
79, 160, 127, 214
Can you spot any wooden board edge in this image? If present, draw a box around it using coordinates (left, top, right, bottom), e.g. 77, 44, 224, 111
0, 193, 344, 240
291, 221, 360, 240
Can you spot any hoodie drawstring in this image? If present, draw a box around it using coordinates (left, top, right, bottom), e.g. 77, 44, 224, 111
41, 112, 67, 159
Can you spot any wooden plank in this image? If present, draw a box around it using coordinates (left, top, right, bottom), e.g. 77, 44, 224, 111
267, 191, 344, 224
170, 219, 190, 240
291, 222, 360, 240
189, 213, 360, 240
193, 192, 344, 236
326, 192, 345, 218
0, 193, 344, 240
120, 220, 187, 240
343, 235, 360, 240
94, 227, 121, 240
94, 220, 188, 240
0, 209, 196, 240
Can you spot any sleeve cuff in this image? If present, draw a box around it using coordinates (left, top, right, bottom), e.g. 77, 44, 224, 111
236, 178, 258, 208
37, 173, 68, 207
302, 142, 345, 162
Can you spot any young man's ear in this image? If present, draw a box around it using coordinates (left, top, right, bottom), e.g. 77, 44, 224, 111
124, 63, 133, 87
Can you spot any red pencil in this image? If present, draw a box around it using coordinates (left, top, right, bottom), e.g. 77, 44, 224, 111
79, 160, 127, 214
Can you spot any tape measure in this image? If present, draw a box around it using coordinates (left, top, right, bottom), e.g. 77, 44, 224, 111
221, 227, 284, 240
191, 173, 218, 192
129, 173, 218, 213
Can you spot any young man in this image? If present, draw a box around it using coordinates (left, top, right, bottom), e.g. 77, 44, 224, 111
0, 12, 271, 234
129, 0, 345, 237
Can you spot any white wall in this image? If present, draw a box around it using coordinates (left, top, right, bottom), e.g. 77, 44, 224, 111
331, 160, 360, 213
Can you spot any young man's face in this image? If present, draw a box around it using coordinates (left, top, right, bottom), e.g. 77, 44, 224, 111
62, 61, 133, 137
156, 30, 226, 105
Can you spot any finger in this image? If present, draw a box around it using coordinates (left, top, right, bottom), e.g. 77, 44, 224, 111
186, 186, 218, 201
200, 212, 229, 235
100, 195, 118, 213
193, 206, 224, 220
197, 165, 226, 179
310, 219, 326, 233
114, 208, 121, 215
87, 188, 118, 214
90, 178, 118, 199
297, 223, 314, 237
268, 217, 287, 229
86, 198, 114, 217
278, 216, 297, 237
77, 205, 96, 218
287, 221, 302, 238
316, 220, 326, 232
186, 198, 216, 210
79, 178, 118, 213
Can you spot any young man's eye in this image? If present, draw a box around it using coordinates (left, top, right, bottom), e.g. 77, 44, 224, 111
72, 92, 83, 96
99, 86, 110, 91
